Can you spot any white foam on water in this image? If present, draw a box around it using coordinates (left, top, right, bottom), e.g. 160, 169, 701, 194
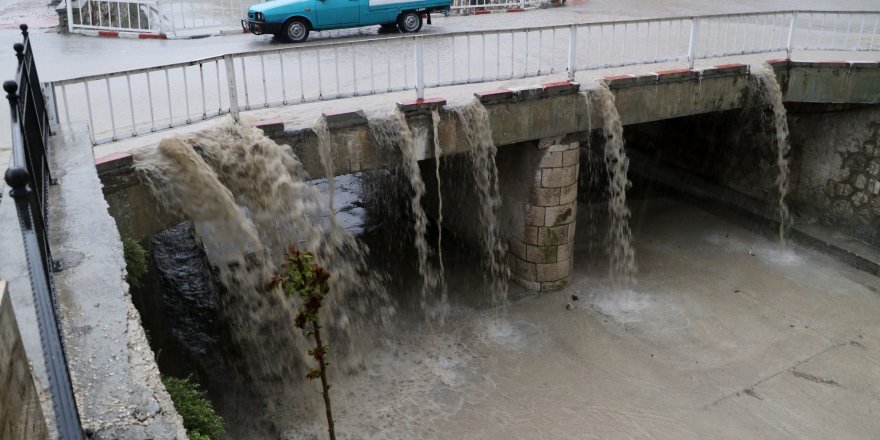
591, 288, 654, 324
704, 233, 803, 267
479, 318, 548, 353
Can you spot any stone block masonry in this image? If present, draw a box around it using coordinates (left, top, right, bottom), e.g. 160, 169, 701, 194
500, 139, 579, 292
789, 106, 880, 244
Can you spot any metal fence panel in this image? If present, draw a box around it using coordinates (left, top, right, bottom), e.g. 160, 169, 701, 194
68, 0, 160, 33
48, 10, 880, 146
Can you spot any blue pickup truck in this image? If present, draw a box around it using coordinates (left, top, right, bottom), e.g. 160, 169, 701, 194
242, 0, 452, 43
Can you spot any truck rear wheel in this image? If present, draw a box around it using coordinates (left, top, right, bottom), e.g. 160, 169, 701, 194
282, 18, 310, 43
397, 12, 422, 33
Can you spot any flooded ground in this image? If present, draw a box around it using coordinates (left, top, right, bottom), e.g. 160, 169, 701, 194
283, 194, 880, 439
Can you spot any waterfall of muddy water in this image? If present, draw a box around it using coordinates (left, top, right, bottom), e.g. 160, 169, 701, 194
593, 83, 637, 287
577, 92, 600, 260
753, 65, 792, 246
314, 118, 336, 225
134, 123, 392, 433
432, 109, 448, 315
369, 110, 444, 321
452, 101, 509, 307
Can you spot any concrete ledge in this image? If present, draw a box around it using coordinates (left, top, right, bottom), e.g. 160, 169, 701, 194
766, 59, 791, 70
850, 61, 880, 70
702, 63, 750, 77
322, 109, 367, 129
603, 74, 637, 88
631, 73, 660, 85
253, 118, 285, 135
397, 97, 447, 114
655, 69, 699, 83
542, 81, 580, 97
475, 88, 514, 104
95, 152, 133, 175
790, 60, 852, 69
510, 85, 545, 102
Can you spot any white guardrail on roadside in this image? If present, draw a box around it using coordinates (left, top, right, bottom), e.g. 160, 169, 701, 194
64, 0, 547, 36
48, 10, 880, 145
451, 0, 545, 12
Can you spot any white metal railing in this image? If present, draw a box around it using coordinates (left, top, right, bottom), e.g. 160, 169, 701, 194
155, 0, 250, 33
67, 0, 161, 33
48, 10, 880, 145
451, 0, 543, 12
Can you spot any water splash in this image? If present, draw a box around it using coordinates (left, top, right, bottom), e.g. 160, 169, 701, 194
753, 64, 792, 246
369, 111, 442, 321
593, 82, 637, 287
134, 123, 392, 432
431, 109, 448, 316
452, 101, 509, 307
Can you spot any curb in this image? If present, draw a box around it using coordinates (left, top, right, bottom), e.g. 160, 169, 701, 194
165, 27, 249, 40
78, 29, 167, 39
75, 27, 247, 40
457, 6, 542, 15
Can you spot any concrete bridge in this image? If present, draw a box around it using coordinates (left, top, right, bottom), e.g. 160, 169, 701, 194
100, 59, 880, 293
4, 26, 880, 438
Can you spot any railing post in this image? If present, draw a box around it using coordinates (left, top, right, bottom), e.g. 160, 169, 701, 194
43, 82, 59, 132
4, 81, 84, 440
415, 37, 425, 100
567, 24, 577, 81
66, 0, 74, 33
786, 11, 798, 59
687, 16, 700, 69
223, 54, 240, 123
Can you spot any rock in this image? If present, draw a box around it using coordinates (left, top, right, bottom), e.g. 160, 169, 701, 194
852, 192, 868, 208
869, 160, 880, 176
829, 199, 854, 219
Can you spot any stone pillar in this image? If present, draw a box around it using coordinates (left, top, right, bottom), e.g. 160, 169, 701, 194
500, 139, 579, 292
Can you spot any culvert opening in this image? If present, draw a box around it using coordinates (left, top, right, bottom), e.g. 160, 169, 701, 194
101, 85, 880, 439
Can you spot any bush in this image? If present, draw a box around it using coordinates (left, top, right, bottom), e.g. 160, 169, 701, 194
163, 376, 225, 440
123, 238, 149, 288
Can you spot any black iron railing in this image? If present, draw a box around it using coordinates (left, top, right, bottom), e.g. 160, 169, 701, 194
4, 24, 84, 439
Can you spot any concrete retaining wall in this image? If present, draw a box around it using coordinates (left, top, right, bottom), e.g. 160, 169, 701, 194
789, 105, 880, 243
0, 281, 50, 440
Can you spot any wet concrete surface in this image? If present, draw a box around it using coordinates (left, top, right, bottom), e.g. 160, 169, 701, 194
280, 196, 880, 439
0, 121, 187, 438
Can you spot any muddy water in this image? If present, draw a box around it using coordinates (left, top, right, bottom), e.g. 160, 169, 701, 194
753, 64, 792, 246
369, 111, 443, 321
592, 82, 637, 287
134, 124, 391, 435
134, 118, 880, 439
283, 195, 880, 440
432, 109, 449, 313
452, 101, 510, 307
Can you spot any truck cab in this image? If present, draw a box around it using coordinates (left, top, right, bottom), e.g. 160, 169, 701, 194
242, 0, 452, 43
